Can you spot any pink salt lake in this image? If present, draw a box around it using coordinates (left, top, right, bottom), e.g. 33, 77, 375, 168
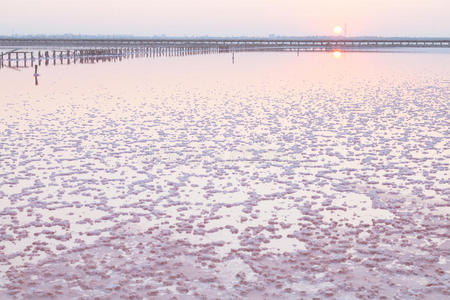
0, 50, 449, 299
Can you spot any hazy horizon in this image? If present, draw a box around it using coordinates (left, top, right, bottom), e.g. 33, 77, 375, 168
1, 0, 449, 37
1, 33, 449, 39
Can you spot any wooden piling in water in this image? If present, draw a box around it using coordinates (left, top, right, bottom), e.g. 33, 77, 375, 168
44, 51, 49, 66
0, 44, 226, 71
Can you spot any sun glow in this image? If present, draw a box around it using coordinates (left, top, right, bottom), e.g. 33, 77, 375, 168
333, 50, 342, 58
333, 26, 343, 35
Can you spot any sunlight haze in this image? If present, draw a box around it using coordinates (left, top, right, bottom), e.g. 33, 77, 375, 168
1, 0, 449, 37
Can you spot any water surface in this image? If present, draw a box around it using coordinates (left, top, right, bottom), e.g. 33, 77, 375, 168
0, 50, 449, 299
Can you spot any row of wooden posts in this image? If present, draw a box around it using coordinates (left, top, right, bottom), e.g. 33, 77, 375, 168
0, 46, 349, 69
0, 46, 223, 69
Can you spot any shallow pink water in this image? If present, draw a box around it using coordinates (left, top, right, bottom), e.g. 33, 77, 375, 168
0, 50, 449, 299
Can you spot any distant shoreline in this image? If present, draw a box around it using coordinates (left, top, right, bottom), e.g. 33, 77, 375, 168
1, 35, 449, 41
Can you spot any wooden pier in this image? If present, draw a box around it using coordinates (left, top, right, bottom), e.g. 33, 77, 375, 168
0, 46, 221, 69
0, 45, 349, 70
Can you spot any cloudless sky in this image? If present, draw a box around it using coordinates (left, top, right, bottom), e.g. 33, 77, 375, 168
1, 0, 449, 37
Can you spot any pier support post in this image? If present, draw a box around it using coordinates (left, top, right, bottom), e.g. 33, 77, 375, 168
45, 51, 49, 65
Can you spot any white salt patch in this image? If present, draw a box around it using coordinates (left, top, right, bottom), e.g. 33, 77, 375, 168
318, 192, 394, 225
216, 258, 257, 286
210, 191, 248, 204
0, 198, 11, 211
262, 236, 306, 253
438, 256, 447, 265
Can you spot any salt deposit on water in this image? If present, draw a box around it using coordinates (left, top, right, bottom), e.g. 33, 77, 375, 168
0, 50, 449, 299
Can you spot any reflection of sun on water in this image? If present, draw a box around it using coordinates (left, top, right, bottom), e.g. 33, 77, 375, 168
333, 50, 342, 58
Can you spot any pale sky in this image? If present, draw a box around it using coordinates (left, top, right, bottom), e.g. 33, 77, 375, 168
1, 0, 449, 37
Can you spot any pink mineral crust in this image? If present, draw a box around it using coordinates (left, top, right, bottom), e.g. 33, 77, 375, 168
0, 52, 449, 299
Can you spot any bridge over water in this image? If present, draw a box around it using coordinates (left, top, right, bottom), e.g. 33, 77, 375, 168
1, 38, 449, 71
1, 38, 449, 49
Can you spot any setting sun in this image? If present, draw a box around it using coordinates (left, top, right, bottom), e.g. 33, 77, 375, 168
333, 26, 343, 35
